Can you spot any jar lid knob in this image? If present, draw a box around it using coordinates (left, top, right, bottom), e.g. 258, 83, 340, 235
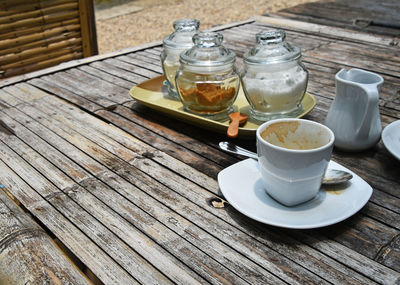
256, 30, 286, 45
193, 32, 223, 48
173, 19, 200, 32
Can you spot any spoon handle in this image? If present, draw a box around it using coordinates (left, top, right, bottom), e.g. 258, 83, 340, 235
227, 119, 240, 138
219, 141, 258, 159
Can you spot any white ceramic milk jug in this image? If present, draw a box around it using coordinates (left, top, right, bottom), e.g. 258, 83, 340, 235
325, 68, 383, 151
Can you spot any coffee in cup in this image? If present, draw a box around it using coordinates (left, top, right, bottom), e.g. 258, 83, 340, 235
256, 118, 335, 206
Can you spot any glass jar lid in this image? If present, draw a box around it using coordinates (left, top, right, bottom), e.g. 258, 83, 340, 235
179, 32, 236, 66
162, 19, 200, 49
244, 30, 301, 64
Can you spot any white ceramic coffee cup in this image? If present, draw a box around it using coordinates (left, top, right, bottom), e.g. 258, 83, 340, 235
256, 118, 335, 206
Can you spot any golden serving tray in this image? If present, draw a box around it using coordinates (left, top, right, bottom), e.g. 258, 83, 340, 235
129, 76, 316, 138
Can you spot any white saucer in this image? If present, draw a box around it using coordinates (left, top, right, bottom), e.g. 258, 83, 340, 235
382, 120, 400, 160
218, 159, 372, 229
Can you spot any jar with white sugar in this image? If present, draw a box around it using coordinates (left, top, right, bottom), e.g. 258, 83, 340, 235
241, 30, 308, 121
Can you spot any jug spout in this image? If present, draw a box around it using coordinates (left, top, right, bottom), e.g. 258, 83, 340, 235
326, 68, 383, 151
336, 68, 350, 81
336, 68, 383, 87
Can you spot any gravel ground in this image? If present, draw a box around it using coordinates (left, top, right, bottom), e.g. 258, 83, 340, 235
95, 0, 318, 54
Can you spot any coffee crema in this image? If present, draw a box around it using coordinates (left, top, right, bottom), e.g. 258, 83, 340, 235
261, 121, 326, 150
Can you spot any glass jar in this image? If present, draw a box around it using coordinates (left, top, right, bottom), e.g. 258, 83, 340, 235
161, 19, 200, 99
175, 32, 240, 119
241, 30, 308, 121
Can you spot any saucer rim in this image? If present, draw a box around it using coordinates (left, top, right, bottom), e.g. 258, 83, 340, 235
218, 158, 373, 229
382, 120, 400, 160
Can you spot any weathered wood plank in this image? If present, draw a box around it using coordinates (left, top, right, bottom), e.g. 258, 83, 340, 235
321, 216, 398, 260
376, 234, 400, 271
0, 158, 138, 285
122, 54, 163, 73
0, 115, 204, 285
107, 104, 233, 165
321, 41, 400, 65
2, 82, 46, 101
105, 57, 160, 78
330, 150, 400, 199
144, 48, 161, 57
28, 77, 102, 112
0, 189, 90, 285
275, 0, 400, 37
222, 24, 334, 53
370, 189, 400, 216
0, 89, 22, 108
63, 67, 131, 104
253, 16, 397, 46
131, 50, 162, 62
77, 65, 135, 90
304, 44, 400, 78
37, 72, 117, 108
291, 230, 400, 284
89, 60, 148, 84
48, 69, 128, 105
96, 105, 230, 176
34, 95, 221, 190
361, 198, 400, 231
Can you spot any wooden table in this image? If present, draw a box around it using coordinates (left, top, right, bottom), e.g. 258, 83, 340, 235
0, 15, 399, 285
274, 0, 400, 37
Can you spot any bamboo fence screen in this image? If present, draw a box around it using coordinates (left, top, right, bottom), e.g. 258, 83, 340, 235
0, 0, 98, 79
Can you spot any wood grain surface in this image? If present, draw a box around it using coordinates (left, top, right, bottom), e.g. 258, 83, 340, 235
0, 18, 399, 284
0, 188, 89, 284
275, 0, 400, 37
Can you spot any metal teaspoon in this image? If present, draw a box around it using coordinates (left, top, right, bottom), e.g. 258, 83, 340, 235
219, 141, 353, 185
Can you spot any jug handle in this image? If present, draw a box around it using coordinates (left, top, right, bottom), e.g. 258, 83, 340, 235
356, 86, 379, 139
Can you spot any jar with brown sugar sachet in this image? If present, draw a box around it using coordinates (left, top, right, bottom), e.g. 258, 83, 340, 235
175, 32, 240, 119
161, 19, 200, 99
